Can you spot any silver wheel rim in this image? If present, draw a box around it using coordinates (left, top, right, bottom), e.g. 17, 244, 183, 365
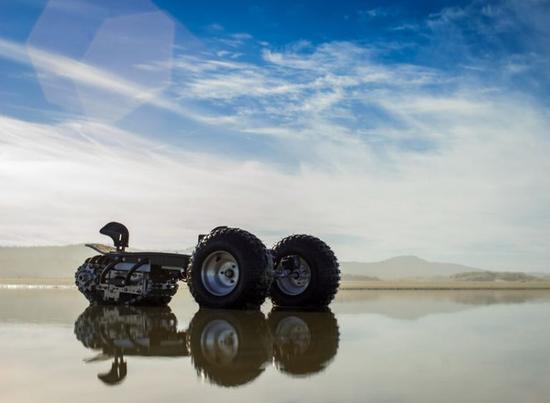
276, 256, 311, 296
201, 251, 240, 296
200, 319, 239, 366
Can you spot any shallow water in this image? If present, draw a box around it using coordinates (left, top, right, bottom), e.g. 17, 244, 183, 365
1, 288, 549, 403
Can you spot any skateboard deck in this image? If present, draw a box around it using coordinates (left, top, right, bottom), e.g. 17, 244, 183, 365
85, 243, 117, 255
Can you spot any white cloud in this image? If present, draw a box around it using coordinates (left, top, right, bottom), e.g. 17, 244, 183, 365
0, 37, 250, 128
206, 23, 224, 32
1, 29, 550, 270
2, 93, 550, 271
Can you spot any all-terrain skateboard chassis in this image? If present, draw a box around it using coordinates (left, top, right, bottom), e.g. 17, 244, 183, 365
75, 222, 340, 309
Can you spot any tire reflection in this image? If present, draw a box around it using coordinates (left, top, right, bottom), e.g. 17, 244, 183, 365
74, 306, 339, 387
188, 309, 271, 386
268, 309, 339, 377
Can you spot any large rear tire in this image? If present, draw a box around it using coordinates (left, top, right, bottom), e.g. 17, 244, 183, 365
187, 227, 273, 309
270, 235, 340, 309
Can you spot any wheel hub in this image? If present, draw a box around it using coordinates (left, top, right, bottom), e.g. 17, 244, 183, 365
276, 255, 311, 296
201, 251, 240, 296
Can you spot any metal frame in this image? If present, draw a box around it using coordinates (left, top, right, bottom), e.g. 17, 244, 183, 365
77, 221, 300, 305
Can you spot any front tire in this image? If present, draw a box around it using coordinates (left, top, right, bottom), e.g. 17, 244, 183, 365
188, 227, 273, 309
270, 235, 340, 309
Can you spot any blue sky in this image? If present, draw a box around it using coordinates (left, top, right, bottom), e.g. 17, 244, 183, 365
1, 0, 550, 270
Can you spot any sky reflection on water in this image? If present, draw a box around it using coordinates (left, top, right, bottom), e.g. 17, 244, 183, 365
1, 289, 549, 402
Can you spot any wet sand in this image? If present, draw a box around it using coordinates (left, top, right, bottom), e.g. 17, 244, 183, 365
1, 288, 550, 402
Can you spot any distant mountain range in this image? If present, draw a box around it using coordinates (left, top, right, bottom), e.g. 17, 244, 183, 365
340, 256, 484, 279
0, 245, 545, 280
0, 245, 92, 278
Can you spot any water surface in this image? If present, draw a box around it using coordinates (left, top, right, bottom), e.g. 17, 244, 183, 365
1, 288, 549, 402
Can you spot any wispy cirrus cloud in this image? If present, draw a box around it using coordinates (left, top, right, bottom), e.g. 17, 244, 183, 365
168, 40, 454, 154
0, 36, 247, 127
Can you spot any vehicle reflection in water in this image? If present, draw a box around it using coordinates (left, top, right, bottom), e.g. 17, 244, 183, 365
74, 306, 340, 387
74, 306, 187, 385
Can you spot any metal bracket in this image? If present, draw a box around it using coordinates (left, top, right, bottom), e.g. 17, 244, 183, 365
100, 257, 123, 283
124, 259, 149, 285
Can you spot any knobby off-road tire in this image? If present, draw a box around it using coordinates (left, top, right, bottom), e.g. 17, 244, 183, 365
270, 235, 340, 309
75, 256, 106, 304
187, 227, 273, 309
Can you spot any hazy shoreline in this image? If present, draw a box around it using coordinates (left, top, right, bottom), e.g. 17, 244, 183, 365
3, 277, 550, 290
339, 280, 550, 290
0, 278, 75, 286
